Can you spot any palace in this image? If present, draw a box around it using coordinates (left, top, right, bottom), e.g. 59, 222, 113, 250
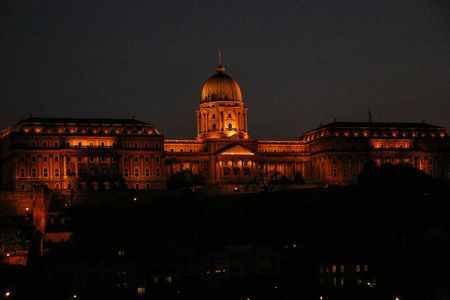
1, 63, 450, 191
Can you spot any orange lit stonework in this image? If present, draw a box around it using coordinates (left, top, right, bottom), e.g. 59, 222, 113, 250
1, 63, 450, 190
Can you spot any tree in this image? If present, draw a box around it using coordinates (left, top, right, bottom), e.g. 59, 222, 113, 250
166, 169, 206, 190
255, 165, 281, 193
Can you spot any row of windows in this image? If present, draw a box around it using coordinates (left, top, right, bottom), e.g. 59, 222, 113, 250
263, 149, 301, 153
20, 166, 161, 178
169, 148, 203, 153
20, 140, 161, 149
19, 155, 161, 163
319, 265, 369, 274
21, 168, 60, 178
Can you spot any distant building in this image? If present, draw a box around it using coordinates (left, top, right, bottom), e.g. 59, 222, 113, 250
1, 63, 450, 191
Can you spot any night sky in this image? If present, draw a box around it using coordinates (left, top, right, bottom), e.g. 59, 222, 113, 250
1, 1, 449, 140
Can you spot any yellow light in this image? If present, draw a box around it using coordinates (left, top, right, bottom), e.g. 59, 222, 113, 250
6, 292, 10, 297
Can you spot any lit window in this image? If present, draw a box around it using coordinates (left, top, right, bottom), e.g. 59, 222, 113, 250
340, 265, 345, 273
332, 266, 337, 273
356, 265, 361, 272
137, 287, 145, 295
341, 277, 344, 285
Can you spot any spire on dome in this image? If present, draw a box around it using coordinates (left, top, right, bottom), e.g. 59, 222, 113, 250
216, 51, 225, 72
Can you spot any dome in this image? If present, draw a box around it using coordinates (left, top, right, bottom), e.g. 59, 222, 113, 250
201, 65, 242, 103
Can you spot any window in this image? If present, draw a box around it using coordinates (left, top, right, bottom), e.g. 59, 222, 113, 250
101, 167, 107, 176
145, 156, 149, 163
54, 168, 59, 177
123, 142, 128, 148
78, 142, 82, 147
356, 265, 361, 272
135, 183, 140, 189
212, 124, 217, 130
364, 265, 369, 272
155, 142, 159, 148
135, 168, 140, 177
340, 265, 345, 273
134, 156, 139, 163
55, 156, 59, 162
55, 183, 60, 189
228, 113, 232, 118
145, 168, 150, 177
332, 266, 337, 273
66, 156, 71, 162
31, 156, 36, 163
134, 142, 138, 148
144, 142, 149, 148
43, 141, 47, 147
43, 156, 48, 162
124, 157, 128, 163
67, 168, 72, 175
20, 156, 25, 162
54, 141, 59, 147
21, 185, 26, 190
155, 168, 160, 177
224, 161, 229, 167
20, 169, 25, 178
43, 168, 48, 177
101, 157, 106, 162
124, 168, 129, 177
333, 169, 337, 177
66, 142, 70, 147
212, 114, 216, 119
78, 167, 84, 175
32, 168, 37, 177
89, 156, 94, 162
156, 156, 160, 163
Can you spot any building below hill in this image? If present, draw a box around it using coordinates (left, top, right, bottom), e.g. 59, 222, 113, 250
1, 63, 450, 191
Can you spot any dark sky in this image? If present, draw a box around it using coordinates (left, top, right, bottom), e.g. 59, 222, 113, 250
1, 1, 449, 140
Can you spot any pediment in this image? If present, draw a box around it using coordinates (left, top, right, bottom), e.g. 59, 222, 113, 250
217, 144, 255, 156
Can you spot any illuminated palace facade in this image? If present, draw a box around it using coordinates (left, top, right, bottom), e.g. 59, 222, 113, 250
1, 64, 450, 191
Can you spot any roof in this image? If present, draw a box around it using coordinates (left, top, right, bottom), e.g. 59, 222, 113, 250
304, 121, 444, 134
18, 117, 150, 126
